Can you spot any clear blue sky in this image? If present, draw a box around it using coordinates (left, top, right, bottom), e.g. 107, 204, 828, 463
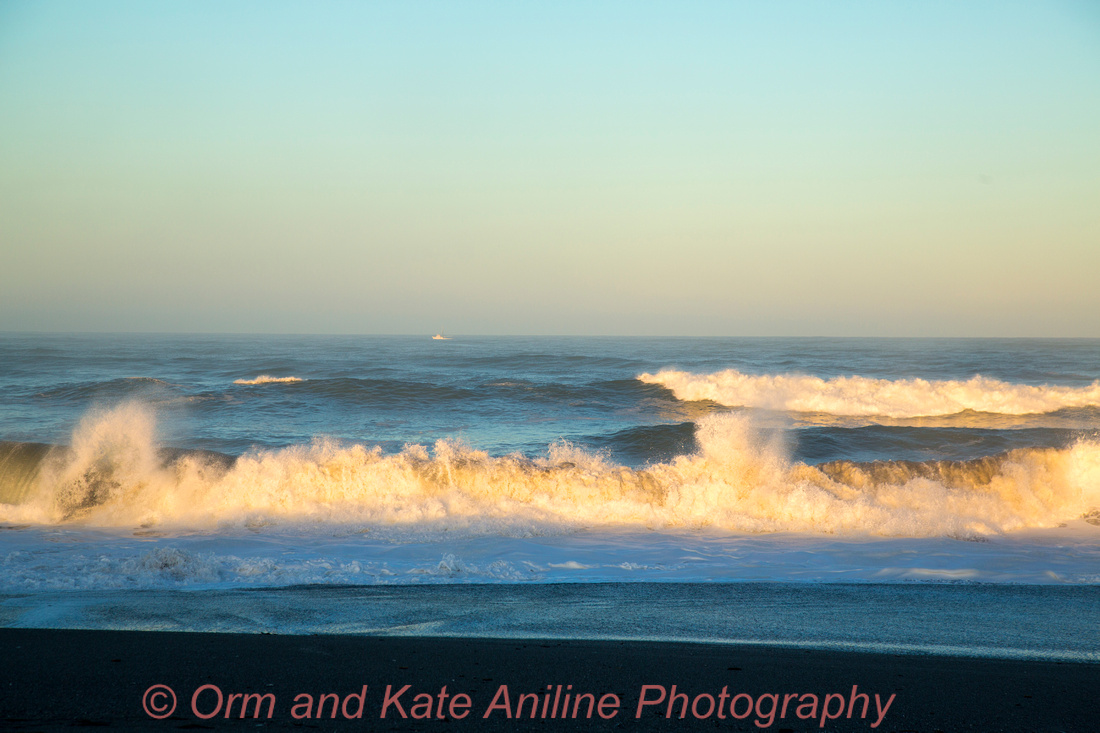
2, 1, 1098, 336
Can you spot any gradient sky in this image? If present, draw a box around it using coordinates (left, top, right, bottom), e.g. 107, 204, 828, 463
1, 1, 1098, 336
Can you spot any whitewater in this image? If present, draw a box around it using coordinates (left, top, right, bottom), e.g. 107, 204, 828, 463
1, 334, 1097, 598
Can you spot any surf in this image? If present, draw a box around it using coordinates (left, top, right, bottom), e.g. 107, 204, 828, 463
639, 369, 1100, 418
2, 403, 1097, 539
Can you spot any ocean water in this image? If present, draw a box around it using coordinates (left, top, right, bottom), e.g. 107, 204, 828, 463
1, 335, 1098, 656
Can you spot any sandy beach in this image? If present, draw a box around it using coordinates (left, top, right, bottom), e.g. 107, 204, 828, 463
2, 628, 1096, 731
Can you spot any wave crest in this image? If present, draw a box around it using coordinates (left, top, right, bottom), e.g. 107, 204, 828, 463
639, 369, 1100, 418
3, 405, 1098, 538
233, 375, 304, 385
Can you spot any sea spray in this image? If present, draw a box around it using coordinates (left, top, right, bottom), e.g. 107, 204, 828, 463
2, 404, 1098, 538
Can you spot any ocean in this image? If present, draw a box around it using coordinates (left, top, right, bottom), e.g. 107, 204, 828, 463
1, 335, 1098, 659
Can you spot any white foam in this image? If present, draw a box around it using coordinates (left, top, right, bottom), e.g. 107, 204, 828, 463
639, 369, 1100, 417
3, 404, 1098, 539
233, 375, 304, 385
1, 521, 1097, 591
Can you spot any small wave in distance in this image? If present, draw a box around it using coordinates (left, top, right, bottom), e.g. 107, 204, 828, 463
233, 375, 304, 385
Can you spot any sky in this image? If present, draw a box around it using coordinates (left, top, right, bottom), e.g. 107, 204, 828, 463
1, 1, 1098, 337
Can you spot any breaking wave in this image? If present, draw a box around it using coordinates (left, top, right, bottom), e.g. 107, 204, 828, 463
639, 370, 1100, 418
1, 403, 1097, 539
234, 375, 304, 385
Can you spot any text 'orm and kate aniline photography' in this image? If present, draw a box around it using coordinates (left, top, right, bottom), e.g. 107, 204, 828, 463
1, 2, 1098, 731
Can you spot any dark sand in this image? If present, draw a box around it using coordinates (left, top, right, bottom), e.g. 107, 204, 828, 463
1, 629, 1095, 732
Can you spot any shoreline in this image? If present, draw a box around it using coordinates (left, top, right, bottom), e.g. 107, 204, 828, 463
2, 628, 1096, 731
4, 582, 1097, 662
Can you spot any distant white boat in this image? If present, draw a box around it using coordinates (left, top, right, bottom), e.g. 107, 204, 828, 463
432, 331, 451, 340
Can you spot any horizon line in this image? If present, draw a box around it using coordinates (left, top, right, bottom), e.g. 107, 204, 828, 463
2, 330, 1098, 341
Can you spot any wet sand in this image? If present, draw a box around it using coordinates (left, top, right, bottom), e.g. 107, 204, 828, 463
1, 628, 1096, 732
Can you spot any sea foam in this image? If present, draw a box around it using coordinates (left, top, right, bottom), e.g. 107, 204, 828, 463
2, 403, 1097, 539
233, 375, 304, 385
639, 369, 1100, 417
